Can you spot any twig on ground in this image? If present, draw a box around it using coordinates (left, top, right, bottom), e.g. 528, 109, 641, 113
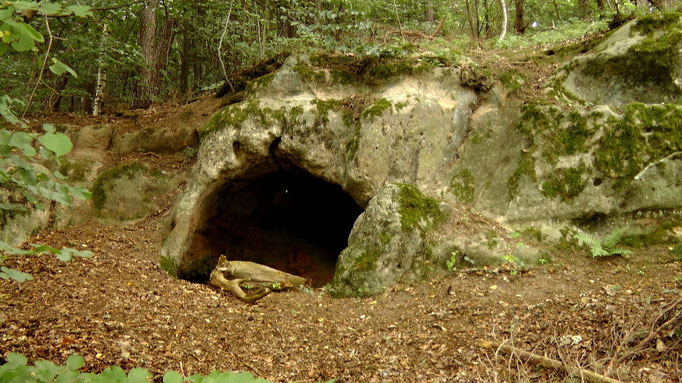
480, 340, 624, 383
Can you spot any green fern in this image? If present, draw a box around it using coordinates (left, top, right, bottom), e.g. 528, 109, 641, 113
575, 228, 633, 258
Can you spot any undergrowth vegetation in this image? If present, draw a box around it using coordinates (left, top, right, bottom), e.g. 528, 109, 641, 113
0, 353, 335, 383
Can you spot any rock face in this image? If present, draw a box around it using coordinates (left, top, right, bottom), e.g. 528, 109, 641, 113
90, 163, 182, 224
555, 13, 682, 106
159, 54, 519, 294
161, 12, 682, 295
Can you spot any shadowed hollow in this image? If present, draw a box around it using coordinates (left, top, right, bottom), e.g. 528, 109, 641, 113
195, 171, 363, 287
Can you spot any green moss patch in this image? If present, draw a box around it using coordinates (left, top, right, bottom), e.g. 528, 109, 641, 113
449, 169, 475, 203
216, 52, 289, 98
622, 220, 682, 247
396, 183, 447, 232
91, 163, 148, 210
159, 255, 178, 277
361, 98, 393, 120
540, 163, 590, 201
595, 103, 682, 190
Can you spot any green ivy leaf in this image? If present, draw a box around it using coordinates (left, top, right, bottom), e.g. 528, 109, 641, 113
37, 132, 72, 157
0, 266, 33, 282
49, 58, 77, 77
163, 371, 184, 383
66, 5, 92, 17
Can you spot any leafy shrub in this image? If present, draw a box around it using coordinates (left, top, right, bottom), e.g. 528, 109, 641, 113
575, 228, 633, 258
0, 353, 335, 383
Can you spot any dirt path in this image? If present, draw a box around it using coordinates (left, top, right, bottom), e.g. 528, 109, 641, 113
1, 163, 680, 383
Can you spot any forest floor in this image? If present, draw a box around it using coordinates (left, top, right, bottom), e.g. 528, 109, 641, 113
0, 147, 680, 383
1, 45, 682, 382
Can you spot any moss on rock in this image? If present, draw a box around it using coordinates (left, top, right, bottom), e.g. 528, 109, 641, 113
91, 163, 148, 210
159, 255, 178, 277
450, 169, 475, 203
396, 183, 447, 232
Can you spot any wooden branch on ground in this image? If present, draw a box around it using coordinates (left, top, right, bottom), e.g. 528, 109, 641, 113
480, 340, 624, 383
209, 255, 308, 303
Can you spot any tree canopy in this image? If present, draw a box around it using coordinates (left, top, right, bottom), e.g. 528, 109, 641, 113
0, 0, 676, 117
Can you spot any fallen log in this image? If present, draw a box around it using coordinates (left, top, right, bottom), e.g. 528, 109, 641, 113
209, 255, 308, 303
480, 340, 623, 383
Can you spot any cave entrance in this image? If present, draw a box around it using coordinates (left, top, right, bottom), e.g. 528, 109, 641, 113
199, 171, 363, 287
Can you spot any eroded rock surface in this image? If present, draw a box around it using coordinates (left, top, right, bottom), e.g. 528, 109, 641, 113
554, 13, 682, 106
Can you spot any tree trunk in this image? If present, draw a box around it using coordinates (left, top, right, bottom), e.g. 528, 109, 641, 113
93, 24, 108, 116
465, 0, 480, 40
552, 0, 562, 21
596, 0, 605, 10
514, 0, 525, 34
426, 0, 435, 23
133, 0, 177, 109
483, 0, 490, 36
134, 0, 157, 109
499, 0, 508, 41
180, 31, 191, 99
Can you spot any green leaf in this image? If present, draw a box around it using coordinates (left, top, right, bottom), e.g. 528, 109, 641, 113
53, 170, 66, 180
38, 132, 72, 157
10, 19, 43, 42
56, 247, 93, 262
0, 202, 28, 211
10, 32, 35, 52
71, 187, 92, 200
6, 353, 28, 366
0, 129, 11, 144
0, 241, 30, 255
0, 266, 33, 282
38, 3, 62, 15
43, 123, 56, 133
185, 374, 205, 383
49, 59, 77, 77
0, 8, 14, 20
101, 366, 127, 381
66, 5, 92, 17
55, 370, 79, 383
9, 131, 36, 156
34, 360, 58, 381
126, 368, 151, 383
163, 371, 184, 383
31, 244, 61, 255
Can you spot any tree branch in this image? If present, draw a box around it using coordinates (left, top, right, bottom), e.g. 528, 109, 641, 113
480, 340, 624, 383
22, 15, 53, 119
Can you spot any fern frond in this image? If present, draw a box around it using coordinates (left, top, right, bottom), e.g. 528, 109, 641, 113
603, 227, 626, 248
575, 232, 600, 247
591, 243, 608, 257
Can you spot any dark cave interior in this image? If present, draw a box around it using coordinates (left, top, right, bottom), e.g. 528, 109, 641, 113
194, 171, 364, 287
